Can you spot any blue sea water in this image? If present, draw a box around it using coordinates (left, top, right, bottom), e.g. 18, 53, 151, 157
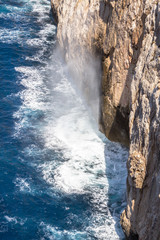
0, 0, 128, 239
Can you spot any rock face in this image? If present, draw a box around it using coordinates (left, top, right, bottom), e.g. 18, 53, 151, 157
51, 0, 160, 239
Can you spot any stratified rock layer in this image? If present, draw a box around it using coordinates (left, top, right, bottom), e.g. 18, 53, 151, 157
51, 0, 160, 239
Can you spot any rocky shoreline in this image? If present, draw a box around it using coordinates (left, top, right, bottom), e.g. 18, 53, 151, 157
51, 0, 160, 239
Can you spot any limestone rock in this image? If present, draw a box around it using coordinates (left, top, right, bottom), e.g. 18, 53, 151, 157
128, 151, 146, 189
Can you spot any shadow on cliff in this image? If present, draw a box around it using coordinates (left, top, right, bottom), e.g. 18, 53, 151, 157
99, 0, 130, 146
99, 1, 147, 144
99, 2, 130, 238
104, 138, 128, 240
99, 0, 113, 24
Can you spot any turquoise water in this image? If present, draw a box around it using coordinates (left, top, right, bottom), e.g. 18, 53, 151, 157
0, 0, 128, 239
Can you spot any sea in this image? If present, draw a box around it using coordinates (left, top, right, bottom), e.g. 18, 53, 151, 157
0, 0, 128, 239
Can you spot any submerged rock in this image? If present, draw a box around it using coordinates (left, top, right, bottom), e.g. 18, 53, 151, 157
51, 0, 160, 239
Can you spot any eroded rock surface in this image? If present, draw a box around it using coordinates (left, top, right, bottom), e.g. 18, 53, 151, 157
51, 0, 160, 239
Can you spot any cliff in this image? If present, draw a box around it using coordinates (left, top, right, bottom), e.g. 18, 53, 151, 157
51, 0, 160, 239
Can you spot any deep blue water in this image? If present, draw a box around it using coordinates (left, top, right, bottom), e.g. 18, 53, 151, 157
0, 1, 128, 239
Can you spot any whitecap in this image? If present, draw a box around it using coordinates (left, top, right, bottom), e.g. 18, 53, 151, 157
4, 216, 18, 224
4, 216, 27, 226
14, 177, 32, 194
40, 222, 89, 240
0, 28, 27, 44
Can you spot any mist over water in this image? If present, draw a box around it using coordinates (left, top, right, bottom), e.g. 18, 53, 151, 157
0, 0, 128, 239
65, 52, 101, 123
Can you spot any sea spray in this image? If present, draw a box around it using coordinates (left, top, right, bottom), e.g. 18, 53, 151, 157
52, 41, 101, 124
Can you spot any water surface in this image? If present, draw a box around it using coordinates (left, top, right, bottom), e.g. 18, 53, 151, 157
0, 0, 128, 239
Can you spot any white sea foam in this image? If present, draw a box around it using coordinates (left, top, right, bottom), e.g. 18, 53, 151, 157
0, 13, 25, 21
14, 58, 127, 239
12, 0, 127, 239
4, 216, 27, 226
26, 24, 56, 47
4, 216, 18, 224
14, 177, 32, 193
0, 0, 56, 46
14, 57, 127, 238
14, 66, 49, 111
40, 218, 121, 240
40, 222, 88, 240
0, 28, 27, 44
